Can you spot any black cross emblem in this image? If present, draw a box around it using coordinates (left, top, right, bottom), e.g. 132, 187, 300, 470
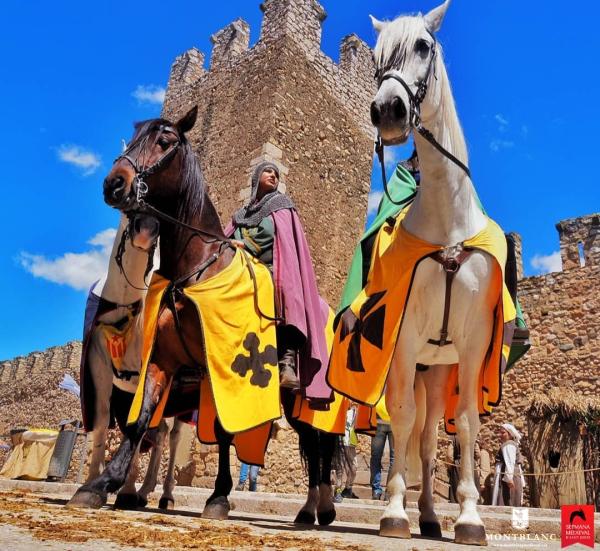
339, 291, 386, 373
231, 332, 278, 388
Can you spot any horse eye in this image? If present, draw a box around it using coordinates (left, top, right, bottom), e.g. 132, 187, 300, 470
415, 39, 430, 57
158, 137, 170, 150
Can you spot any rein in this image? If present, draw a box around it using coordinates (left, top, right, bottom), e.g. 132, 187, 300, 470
375, 34, 471, 204
114, 221, 156, 292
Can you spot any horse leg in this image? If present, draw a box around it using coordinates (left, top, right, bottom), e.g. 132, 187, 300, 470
158, 417, 182, 510
87, 341, 113, 482
136, 418, 170, 508
452, 322, 494, 546
67, 360, 171, 509
201, 418, 233, 520
114, 444, 144, 509
417, 365, 452, 539
88, 403, 110, 482
379, 345, 417, 539
290, 420, 320, 525
280, 391, 320, 525
316, 431, 337, 526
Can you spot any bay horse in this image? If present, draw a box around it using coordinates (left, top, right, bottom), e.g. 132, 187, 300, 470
84, 212, 187, 510
364, 1, 512, 544
68, 107, 338, 525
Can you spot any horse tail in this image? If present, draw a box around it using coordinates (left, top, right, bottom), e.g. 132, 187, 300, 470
406, 374, 426, 487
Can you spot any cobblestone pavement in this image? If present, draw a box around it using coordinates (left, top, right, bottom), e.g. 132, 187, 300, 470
0, 490, 580, 551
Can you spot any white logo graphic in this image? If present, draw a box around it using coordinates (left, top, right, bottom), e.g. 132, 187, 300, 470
512, 507, 529, 530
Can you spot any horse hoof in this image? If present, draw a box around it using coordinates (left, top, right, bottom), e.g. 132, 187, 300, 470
454, 524, 487, 546
317, 508, 336, 526
114, 493, 140, 510
294, 509, 316, 525
380, 517, 411, 538
202, 496, 230, 520
66, 488, 106, 510
137, 495, 148, 508
158, 497, 175, 510
419, 520, 442, 538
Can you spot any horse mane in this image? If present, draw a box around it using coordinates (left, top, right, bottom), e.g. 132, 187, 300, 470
374, 15, 468, 167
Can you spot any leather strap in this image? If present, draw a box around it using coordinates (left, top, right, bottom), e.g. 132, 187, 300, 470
427, 248, 472, 347
112, 364, 139, 381
95, 297, 143, 325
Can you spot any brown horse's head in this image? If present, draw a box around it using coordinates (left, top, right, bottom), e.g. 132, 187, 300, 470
103, 106, 198, 212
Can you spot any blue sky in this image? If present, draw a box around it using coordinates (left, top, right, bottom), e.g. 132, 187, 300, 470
1, 0, 598, 360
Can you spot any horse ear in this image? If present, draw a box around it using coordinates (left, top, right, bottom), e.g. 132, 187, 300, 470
176, 106, 198, 135
423, 0, 451, 33
369, 14, 386, 34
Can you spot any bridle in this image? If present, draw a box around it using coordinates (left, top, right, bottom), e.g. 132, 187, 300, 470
113, 218, 157, 292
114, 124, 227, 245
374, 31, 471, 206
110, 123, 230, 292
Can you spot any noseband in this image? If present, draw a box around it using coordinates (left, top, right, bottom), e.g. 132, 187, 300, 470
375, 33, 471, 206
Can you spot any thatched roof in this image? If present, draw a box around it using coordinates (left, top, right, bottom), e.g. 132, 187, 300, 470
528, 387, 600, 429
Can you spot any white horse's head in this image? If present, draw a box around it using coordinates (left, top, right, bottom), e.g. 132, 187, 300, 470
370, 0, 450, 145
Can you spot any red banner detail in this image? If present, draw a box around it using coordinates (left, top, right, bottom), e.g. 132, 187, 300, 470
561, 504, 595, 548
106, 335, 126, 361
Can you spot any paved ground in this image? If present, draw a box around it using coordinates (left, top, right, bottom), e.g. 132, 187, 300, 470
0, 482, 595, 550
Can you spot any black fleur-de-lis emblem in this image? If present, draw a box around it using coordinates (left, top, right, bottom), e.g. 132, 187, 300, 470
339, 291, 386, 373
231, 332, 278, 388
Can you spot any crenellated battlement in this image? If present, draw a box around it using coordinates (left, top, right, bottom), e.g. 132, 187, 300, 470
556, 213, 600, 270
210, 18, 251, 70
258, 0, 326, 59
164, 0, 375, 137
166, 47, 206, 99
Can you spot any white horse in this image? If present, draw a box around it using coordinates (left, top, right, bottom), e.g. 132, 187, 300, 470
84, 213, 185, 509
369, 1, 503, 544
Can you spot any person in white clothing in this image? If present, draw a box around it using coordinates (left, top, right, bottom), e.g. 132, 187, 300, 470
492, 423, 526, 506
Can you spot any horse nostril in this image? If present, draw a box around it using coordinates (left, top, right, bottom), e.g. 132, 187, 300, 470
104, 175, 125, 198
370, 101, 381, 126
391, 96, 407, 121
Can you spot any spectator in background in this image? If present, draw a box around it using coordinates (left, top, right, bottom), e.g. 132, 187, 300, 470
370, 413, 394, 500
236, 462, 260, 492
492, 423, 525, 506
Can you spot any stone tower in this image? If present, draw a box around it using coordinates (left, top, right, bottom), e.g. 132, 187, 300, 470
162, 0, 376, 303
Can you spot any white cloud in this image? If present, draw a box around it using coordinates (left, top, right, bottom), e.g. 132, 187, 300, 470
495, 113, 509, 128
490, 139, 515, 152
19, 228, 116, 291
57, 145, 101, 176
383, 147, 398, 170
367, 191, 384, 215
531, 251, 562, 274
88, 228, 117, 248
132, 84, 166, 105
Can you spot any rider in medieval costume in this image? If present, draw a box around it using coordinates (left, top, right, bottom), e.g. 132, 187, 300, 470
226, 161, 332, 409
491, 423, 526, 506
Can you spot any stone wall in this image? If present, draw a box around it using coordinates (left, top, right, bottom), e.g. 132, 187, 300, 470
477, 213, 600, 461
